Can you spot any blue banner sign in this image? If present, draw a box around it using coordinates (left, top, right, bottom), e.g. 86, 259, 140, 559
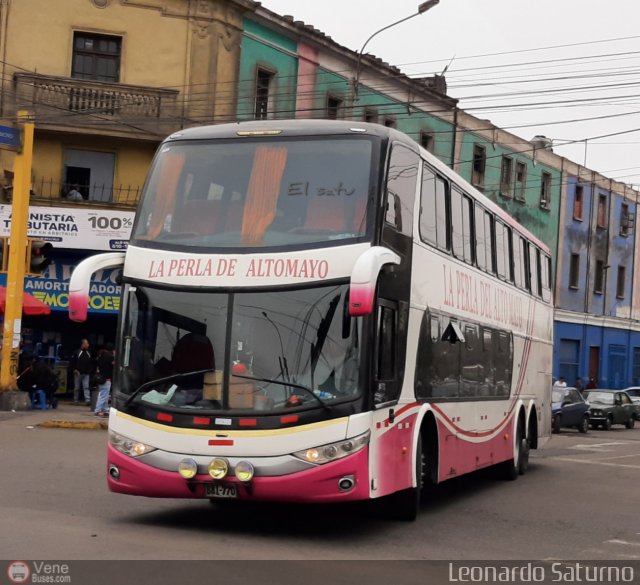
0, 124, 21, 151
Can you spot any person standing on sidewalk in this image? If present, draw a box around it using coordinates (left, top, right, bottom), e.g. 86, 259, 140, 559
94, 343, 115, 417
70, 339, 93, 405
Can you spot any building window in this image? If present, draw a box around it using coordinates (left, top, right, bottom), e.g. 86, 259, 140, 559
254, 68, 274, 120
540, 172, 551, 209
472, 144, 486, 188
569, 253, 580, 290
71, 32, 121, 82
594, 260, 605, 294
326, 95, 342, 120
363, 108, 377, 123
63, 148, 115, 202
597, 194, 607, 228
500, 156, 513, 197
514, 161, 526, 201
620, 202, 634, 236
558, 339, 580, 385
617, 266, 626, 299
420, 131, 434, 153
573, 184, 584, 220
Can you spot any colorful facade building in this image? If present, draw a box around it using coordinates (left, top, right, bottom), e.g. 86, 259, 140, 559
239, 4, 640, 388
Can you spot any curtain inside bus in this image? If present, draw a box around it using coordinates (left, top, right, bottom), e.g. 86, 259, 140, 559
241, 146, 288, 246
146, 150, 185, 240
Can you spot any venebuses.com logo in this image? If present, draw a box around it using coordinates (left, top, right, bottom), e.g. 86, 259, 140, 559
5, 561, 71, 584
7, 562, 30, 584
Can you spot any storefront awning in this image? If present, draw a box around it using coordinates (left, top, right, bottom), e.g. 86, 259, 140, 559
0, 286, 52, 316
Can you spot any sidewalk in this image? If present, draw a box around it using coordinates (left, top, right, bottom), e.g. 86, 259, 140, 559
0, 399, 109, 430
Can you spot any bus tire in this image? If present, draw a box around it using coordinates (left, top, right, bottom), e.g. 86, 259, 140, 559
500, 417, 526, 481
389, 435, 423, 521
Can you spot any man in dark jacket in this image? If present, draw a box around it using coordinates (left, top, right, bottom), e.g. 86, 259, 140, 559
70, 339, 93, 404
94, 343, 114, 417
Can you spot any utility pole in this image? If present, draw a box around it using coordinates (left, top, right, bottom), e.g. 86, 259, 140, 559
0, 111, 34, 396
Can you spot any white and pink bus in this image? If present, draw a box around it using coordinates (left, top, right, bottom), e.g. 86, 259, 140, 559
70, 120, 553, 520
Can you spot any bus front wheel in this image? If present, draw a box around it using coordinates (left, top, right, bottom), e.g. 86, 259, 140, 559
387, 435, 424, 521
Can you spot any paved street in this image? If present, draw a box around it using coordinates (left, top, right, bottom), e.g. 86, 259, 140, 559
1, 405, 639, 561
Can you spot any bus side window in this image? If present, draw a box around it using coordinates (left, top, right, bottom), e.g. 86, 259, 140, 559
513, 234, 524, 289
461, 323, 480, 398
475, 204, 486, 271
435, 176, 449, 250
522, 238, 532, 292
485, 212, 496, 274
495, 221, 506, 279
493, 330, 513, 398
530, 247, 542, 297
462, 195, 474, 265
375, 302, 398, 405
414, 311, 437, 400
505, 226, 514, 283
481, 328, 494, 397
541, 254, 552, 302
386, 145, 419, 236
451, 187, 463, 258
420, 164, 437, 246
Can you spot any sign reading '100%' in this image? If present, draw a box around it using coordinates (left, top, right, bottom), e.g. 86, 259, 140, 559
88, 216, 133, 231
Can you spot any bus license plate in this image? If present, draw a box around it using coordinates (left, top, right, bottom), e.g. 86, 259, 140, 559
205, 483, 238, 498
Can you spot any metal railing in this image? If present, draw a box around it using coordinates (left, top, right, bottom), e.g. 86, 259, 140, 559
17, 178, 142, 207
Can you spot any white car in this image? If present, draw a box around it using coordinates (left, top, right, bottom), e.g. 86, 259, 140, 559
622, 387, 640, 420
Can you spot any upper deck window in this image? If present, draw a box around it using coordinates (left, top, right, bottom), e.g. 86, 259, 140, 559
133, 137, 374, 249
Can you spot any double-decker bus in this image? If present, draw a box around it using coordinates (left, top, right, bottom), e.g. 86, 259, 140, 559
70, 120, 553, 520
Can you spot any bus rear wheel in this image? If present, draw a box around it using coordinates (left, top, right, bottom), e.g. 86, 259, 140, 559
500, 418, 527, 481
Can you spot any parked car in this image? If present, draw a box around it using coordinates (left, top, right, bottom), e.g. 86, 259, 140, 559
621, 387, 640, 420
583, 389, 636, 430
551, 387, 590, 433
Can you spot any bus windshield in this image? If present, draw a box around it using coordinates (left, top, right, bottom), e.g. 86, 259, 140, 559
132, 137, 374, 249
118, 283, 362, 413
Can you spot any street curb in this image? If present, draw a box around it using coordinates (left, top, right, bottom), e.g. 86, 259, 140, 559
38, 420, 108, 430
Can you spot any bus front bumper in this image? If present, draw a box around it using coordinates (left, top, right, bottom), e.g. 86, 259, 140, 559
107, 444, 370, 503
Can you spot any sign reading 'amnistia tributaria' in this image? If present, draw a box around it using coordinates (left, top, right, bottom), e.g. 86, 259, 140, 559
0, 205, 134, 251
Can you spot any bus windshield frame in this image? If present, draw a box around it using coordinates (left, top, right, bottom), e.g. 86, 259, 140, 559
130, 135, 381, 253
114, 281, 368, 417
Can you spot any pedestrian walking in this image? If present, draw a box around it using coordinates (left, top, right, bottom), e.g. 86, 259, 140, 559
574, 377, 583, 392
586, 377, 597, 389
94, 343, 114, 417
70, 339, 93, 405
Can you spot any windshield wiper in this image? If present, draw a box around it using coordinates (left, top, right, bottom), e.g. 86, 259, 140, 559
124, 368, 214, 407
231, 373, 331, 411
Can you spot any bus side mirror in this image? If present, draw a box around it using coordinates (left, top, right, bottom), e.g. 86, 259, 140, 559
349, 247, 400, 317
69, 253, 125, 322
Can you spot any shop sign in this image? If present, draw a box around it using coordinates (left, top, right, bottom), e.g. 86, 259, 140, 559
0, 261, 122, 314
0, 205, 134, 251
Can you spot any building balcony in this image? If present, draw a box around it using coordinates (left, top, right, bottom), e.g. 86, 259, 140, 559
12, 73, 181, 140
2, 174, 141, 209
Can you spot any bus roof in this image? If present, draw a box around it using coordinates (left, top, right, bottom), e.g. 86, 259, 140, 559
165, 120, 551, 256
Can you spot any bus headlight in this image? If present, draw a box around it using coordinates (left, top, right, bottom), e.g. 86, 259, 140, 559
234, 461, 255, 482
293, 430, 370, 465
178, 458, 198, 479
109, 431, 156, 458
208, 458, 229, 479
